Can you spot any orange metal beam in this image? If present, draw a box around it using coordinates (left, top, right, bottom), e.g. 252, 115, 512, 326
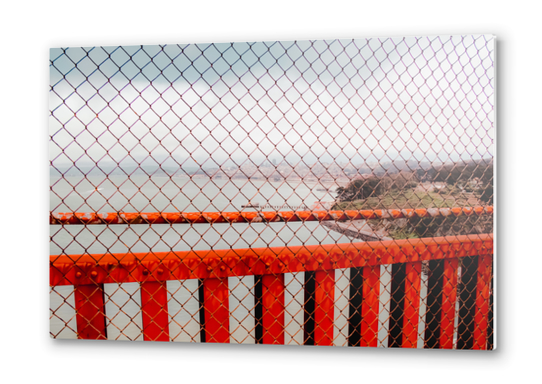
141, 281, 170, 342
50, 207, 493, 225
440, 258, 459, 349
74, 284, 107, 340
202, 278, 230, 343
313, 270, 335, 346
50, 234, 493, 287
260, 274, 285, 344
473, 254, 493, 350
359, 265, 380, 347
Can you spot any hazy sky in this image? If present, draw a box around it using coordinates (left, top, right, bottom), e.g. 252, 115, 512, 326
49, 35, 494, 170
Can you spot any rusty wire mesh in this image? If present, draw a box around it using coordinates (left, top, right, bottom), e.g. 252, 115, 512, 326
49, 35, 494, 348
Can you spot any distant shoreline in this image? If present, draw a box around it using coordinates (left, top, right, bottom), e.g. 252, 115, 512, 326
52, 172, 348, 188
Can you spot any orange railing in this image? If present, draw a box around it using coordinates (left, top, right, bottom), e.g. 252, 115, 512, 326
50, 207, 493, 225
50, 224, 493, 349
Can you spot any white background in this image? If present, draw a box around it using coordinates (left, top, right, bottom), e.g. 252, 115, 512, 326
0, 0, 537, 382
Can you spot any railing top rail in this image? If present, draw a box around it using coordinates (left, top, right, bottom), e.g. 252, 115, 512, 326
50, 233, 493, 286
50, 206, 494, 225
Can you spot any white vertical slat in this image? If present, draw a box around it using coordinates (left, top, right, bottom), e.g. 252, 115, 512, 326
104, 282, 144, 341
228, 275, 255, 344
167, 279, 201, 343
284, 272, 305, 345
333, 268, 350, 346
50, 285, 77, 339
378, 264, 392, 347
453, 266, 462, 349
417, 271, 429, 349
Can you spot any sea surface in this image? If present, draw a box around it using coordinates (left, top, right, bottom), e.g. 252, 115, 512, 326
50, 174, 433, 347
50, 174, 346, 255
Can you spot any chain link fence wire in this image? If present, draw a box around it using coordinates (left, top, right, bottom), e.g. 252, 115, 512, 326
49, 35, 494, 348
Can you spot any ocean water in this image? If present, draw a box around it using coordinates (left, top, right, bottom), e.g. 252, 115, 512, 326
50, 174, 359, 344
50, 175, 347, 255
50, 175, 435, 347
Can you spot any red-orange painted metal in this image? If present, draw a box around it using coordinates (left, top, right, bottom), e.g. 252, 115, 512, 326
51, 235, 493, 348
402, 262, 422, 348
50, 234, 493, 286
74, 284, 107, 340
473, 254, 493, 350
261, 274, 285, 344
141, 281, 170, 342
49, 206, 494, 225
359, 265, 380, 347
440, 258, 459, 349
202, 278, 230, 343
313, 269, 335, 346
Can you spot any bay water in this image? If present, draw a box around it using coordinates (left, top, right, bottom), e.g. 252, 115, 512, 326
50, 175, 417, 346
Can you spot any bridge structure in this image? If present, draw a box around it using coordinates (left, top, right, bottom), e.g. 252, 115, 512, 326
50, 208, 494, 349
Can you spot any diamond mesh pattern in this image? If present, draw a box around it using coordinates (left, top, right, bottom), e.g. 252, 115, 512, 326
50, 36, 494, 349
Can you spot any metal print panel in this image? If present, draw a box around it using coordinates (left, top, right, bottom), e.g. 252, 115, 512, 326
50, 35, 495, 348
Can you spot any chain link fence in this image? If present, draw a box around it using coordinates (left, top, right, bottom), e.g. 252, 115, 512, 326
49, 35, 494, 348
